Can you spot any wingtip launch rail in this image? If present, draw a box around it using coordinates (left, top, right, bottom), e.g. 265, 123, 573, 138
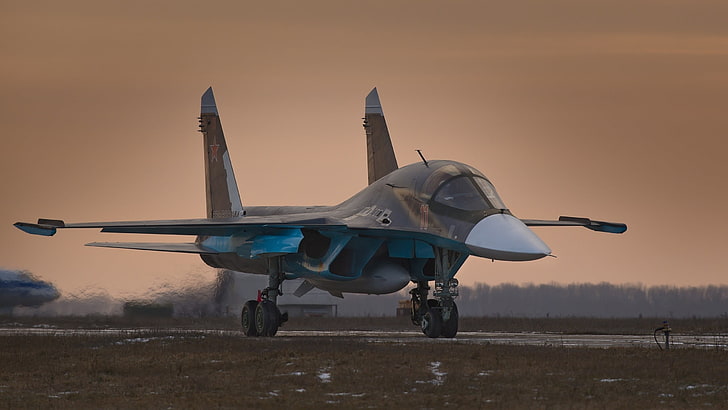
522, 216, 627, 234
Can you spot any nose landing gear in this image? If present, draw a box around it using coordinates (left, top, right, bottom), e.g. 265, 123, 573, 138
410, 248, 466, 338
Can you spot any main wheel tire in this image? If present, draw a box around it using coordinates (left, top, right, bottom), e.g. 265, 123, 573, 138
440, 301, 459, 338
241, 300, 259, 337
255, 300, 280, 337
421, 306, 442, 338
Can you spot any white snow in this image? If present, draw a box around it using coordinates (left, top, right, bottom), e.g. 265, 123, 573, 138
318, 368, 332, 383
416, 361, 447, 386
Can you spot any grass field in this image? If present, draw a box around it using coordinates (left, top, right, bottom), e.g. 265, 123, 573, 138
1, 316, 727, 408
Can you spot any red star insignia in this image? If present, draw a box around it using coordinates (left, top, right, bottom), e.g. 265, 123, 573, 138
210, 143, 220, 162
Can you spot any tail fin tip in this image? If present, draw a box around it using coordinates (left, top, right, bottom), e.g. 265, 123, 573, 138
201, 87, 218, 115
365, 87, 383, 114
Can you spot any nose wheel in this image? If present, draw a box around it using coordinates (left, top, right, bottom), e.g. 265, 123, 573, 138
439, 300, 459, 338
421, 300, 442, 338
411, 287, 460, 338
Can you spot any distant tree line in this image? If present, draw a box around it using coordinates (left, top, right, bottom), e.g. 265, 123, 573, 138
13, 275, 728, 319
289, 282, 728, 318
456, 283, 728, 318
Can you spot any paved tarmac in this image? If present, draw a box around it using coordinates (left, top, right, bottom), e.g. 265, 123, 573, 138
1, 327, 726, 349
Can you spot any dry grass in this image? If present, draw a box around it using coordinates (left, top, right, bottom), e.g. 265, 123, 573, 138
1, 320, 728, 408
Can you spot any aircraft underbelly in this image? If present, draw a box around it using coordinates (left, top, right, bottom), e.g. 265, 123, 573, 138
200, 248, 412, 295
307, 259, 411, 295
200, 254, 268, 274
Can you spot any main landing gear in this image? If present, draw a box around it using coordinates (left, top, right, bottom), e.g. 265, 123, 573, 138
410, 248, 465, 338
241, 257, 288, 337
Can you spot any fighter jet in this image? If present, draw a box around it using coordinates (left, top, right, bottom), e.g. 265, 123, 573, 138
15, 87, 626, 337
0, 270, 60, 315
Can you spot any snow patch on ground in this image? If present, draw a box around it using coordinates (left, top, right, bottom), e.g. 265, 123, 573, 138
416, 361, 446, 386
275, 371, 305, 377
327, 392, 365, 397
318, 367, 332, 383
679, 384, 722, 397
48, 391, 78, 398
681, 384, 713, 390
114, 336, 176, 345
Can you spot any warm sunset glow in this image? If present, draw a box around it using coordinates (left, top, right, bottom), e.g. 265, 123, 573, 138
3, 1, 728, 296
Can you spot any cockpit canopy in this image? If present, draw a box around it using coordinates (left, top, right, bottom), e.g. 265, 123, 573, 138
418, 162, 507, 212
433, 175, 506, 211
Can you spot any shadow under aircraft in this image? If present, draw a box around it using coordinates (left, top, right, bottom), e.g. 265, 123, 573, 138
15, 87, 626, 337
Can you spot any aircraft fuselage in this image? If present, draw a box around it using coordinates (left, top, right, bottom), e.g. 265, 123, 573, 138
197, 160, 550, 295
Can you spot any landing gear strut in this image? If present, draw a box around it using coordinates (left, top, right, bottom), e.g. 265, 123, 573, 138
410, 248, 466, 338
241, 257, 288, 337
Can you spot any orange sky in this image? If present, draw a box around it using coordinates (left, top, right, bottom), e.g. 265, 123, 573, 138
2, 0, 728, 297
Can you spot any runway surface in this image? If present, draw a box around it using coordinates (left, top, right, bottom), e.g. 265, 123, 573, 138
1, 326, 726, 349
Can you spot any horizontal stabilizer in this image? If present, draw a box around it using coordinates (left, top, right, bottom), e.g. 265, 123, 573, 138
86, 242, 218, 254
522, 216, 627, 234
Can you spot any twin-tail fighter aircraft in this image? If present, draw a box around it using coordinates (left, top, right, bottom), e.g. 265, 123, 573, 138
15, 87, 626, 337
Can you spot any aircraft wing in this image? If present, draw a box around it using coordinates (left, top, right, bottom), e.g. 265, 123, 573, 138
14, 215, 462, 257
14, 215, 352, 256
14, 216, 347, 237
521, 216, 627, 234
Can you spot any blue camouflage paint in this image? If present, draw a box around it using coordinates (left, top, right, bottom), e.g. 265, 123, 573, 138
250, 229, 304, 258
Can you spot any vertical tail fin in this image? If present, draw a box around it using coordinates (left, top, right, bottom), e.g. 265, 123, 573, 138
363, 88, 398, 185
198, 87, 244, 218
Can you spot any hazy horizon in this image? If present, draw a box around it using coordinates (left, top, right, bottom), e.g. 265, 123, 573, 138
11, 272, 728, 319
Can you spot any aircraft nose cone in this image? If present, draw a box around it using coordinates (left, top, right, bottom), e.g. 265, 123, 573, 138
465, 214, 551, 261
